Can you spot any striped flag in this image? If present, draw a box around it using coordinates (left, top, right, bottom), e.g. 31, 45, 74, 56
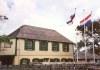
77, 12, 92, 30
80, 12, 92, 25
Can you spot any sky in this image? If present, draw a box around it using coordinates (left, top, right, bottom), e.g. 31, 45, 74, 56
0, 0, 100, 43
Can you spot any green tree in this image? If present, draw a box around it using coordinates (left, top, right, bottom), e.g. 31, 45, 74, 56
0, 35, 12, 51
76, 19, 100, 55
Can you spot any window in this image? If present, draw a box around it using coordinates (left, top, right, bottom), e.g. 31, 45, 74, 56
63, 43, 69, 52
25, 39, 35, 50
61, 58, 68, 62
39, 41, 48, 51
50, 58, 60, 62
32, 58, 40, 62
52, 42, 59, 51
4, 43, 11, 48
43, 58, 49, 62
20, 58, 30, 65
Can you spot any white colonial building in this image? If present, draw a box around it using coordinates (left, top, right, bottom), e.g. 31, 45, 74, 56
0, 25, 74, 65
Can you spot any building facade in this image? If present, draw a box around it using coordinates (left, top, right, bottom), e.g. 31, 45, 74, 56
0, 25, 74, 65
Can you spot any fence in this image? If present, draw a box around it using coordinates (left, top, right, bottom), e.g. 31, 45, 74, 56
0, 63, 100, 70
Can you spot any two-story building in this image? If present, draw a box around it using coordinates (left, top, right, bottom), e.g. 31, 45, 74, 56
0, 25, 74, 65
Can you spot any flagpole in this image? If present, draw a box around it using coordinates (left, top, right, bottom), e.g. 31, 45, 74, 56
82, 9, 87, 62
84, 23, 87, 62
92, 20, 95, 63
66, 8, 76, 64
75, 29, 79, 62
74, 8, 78, 63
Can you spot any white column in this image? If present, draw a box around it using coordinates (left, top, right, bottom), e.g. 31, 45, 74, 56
48, 42, 52, 52
35, 40, 39, 51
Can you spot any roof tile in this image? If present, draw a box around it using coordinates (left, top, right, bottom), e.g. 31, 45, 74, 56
9, 25, 73, 43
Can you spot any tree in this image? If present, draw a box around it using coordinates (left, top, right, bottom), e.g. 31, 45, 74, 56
0, 35, 12, 51
0, 35, 11, 43
76, 19, 100, 55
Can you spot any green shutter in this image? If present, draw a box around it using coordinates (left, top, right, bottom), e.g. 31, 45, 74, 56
32, 40, 35, 50
24, 39, 35, 50
25, 40, 28, 50
67, 44, 69, 52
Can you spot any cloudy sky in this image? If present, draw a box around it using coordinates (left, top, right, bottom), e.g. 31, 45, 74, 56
0, 0, 100, 42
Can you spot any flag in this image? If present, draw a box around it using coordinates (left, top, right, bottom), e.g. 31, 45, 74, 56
80, 12, 92, 25
0, 15, 8, 21
77, 12, 92, 30
79, 20, 92, 29
67, 13, 75, 24
4, 16, 8, 20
